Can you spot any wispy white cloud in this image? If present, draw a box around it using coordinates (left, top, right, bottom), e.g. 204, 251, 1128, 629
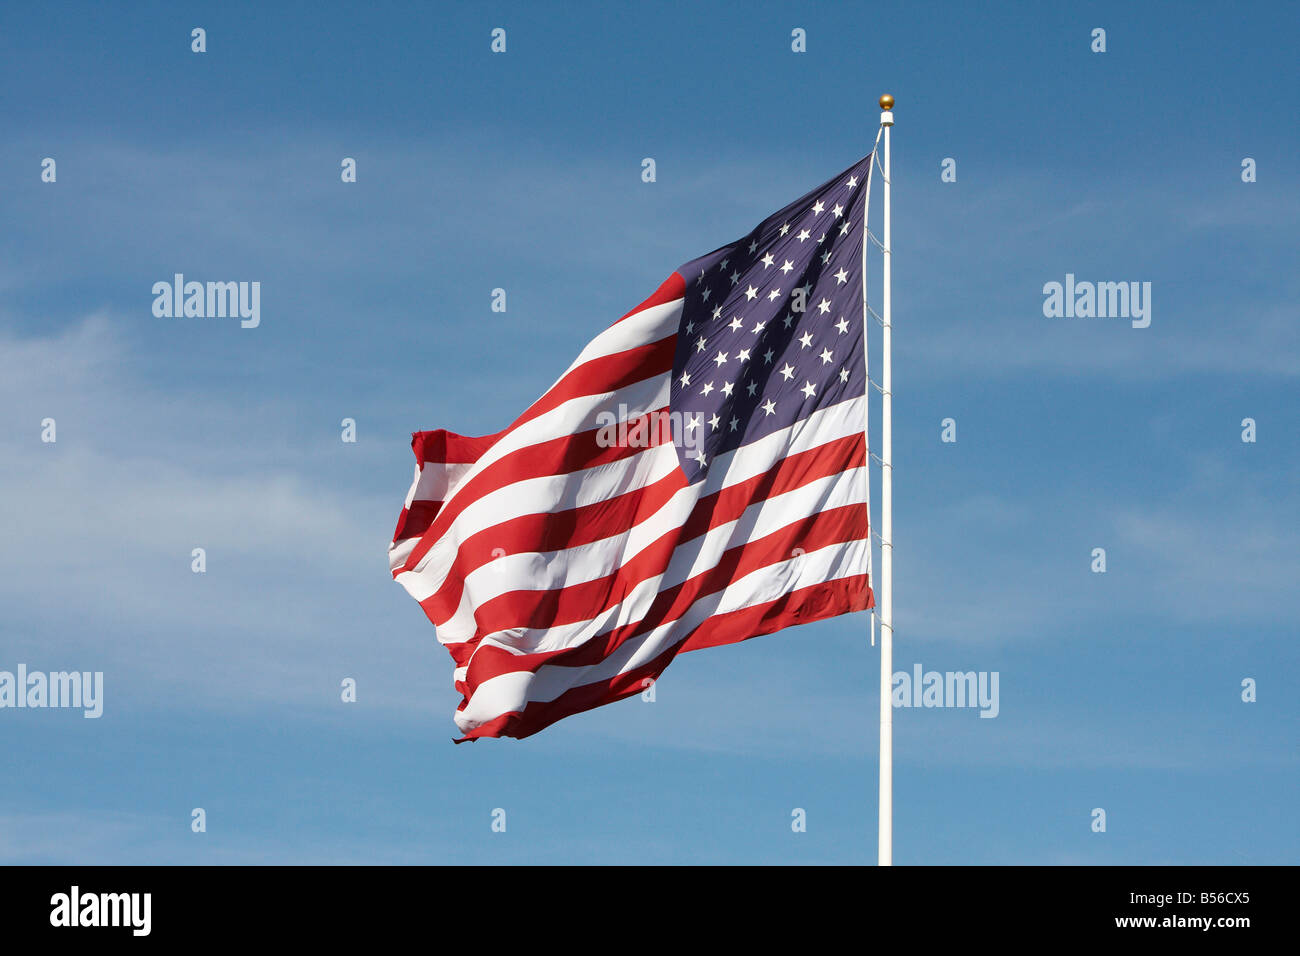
0, 314, 446, 715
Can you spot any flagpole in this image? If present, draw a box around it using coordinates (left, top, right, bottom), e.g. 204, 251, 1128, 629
877, 93, 894, 867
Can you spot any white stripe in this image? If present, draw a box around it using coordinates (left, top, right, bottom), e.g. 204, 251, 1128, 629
431, 442, 684, 640
408, 460, 476, 509
398, 394, 866, 610
394, 376, 674, 601
389, 297, 681, 573
552, 295, 682, 384
440, 299, 681, 491
436, 462, 865, 647
456, 465, 864, 654
455, 536, 868, 731
403, 297, 680, 513
389, 536, 418, 569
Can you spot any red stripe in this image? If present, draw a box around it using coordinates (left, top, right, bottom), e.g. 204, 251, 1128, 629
432, 282, 680, 456
392, 499, 442, 543
455, 573, 870, 741
392, 429, 500, 542
407, 276, 681, 476
422, 427, 688, 633
402, 403, 675, 602
499, 335, 676, 438
414, 429, 501, 466
399, 341, 675, 573
430, 433, 864, 649
617, 273, 685, 323
461, 499, 867, 689
434, 435, 862, 671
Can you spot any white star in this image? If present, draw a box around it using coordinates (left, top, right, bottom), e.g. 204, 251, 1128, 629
846, 175, 858, 189
751, 319, 766, 334
767, 288, 782, 302
708, 413, 720, 431
779, 363, 795, 381
798, 332, 814, 349
835, 316, 850, 334
832, 203, 844, 218
746, 381, 758, 396
820, 250, 833, 265
712, 305, 723, 320
685, 320, 694, 333
730, 270, 741, 285
744, 285, 758, 301
801, 381, 816, 399
729, 416, 739, 432
736, 348, 751, 363
693, 449, 707, 467
839, 368, 850, 382
819, 347, 834, 365
701, 286, 711, 301
796, 229, 811, 242
718, 258, 729, 271
713, 350, 728, 367
696, 335, 707, 352
721, 381, 734, 397
779, 259, 794, 275
678, 372, 691, 387
761, 252, 775, 268
761, 399, 776, 416
816, 298, 832, 314
782, 314, 795, 329
796, 283, 812, 299
839, 220, 851, 236
763, 348, 775, 363
817, 233, 826, 244
701, 381, 714, 395
812, 200, 824, 215
834, 268, 849, 285
685, 414, 700, 431
779, 222, 790, 236
729, 315, 744, 332
748, 239, 758, 254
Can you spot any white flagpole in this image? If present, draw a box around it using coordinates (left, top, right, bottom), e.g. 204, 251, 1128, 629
877, 93, 894, 867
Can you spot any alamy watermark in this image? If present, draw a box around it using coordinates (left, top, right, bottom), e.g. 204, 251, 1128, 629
892, 663, 999, 718
152, 274, 260, 328
50, 886, 150, 936
1042, 273, 1151, 328
0, 665, 103, 718
594, 407, 704, 456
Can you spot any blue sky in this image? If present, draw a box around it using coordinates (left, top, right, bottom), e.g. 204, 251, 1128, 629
1, 0, 1296, 864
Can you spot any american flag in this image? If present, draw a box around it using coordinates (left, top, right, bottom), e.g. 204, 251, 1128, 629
389, 154, 876, 740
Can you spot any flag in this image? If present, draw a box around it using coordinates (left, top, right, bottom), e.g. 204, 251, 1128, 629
390, 153, 876, 740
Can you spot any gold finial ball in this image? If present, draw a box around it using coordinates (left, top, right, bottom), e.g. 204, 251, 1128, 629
879, 94, 894, 110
